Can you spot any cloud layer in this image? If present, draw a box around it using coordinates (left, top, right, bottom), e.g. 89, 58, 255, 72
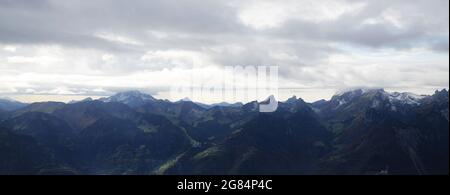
0, 0, 448, 102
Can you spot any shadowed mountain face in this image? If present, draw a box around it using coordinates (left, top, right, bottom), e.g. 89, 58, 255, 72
1, 112, 77, 162
0, 127, 61, 175
0, 90, 448, 175
165, 101, 333, 175
76, 114, 192, 174
314, 89, 449, 175
0, 109, 7, 121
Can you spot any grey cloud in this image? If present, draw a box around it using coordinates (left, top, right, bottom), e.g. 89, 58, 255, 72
0, 0, 448, 99
270, 0, 448, 52
430, 39, 450, 53
0, 0, 240, 46
1, 0, 447, 54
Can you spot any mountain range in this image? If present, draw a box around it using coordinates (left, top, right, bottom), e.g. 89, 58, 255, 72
0, 88, 448, 175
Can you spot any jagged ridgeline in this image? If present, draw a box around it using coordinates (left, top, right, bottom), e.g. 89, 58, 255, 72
0, 89, 448, 175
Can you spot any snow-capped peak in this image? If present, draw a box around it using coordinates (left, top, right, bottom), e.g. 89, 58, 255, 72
332, 88, 428, 110
332, 88, 385, 108
99, 91, 156, 107
103, 91, 155, 102
335, 87, 384, 96
388, 92, 426, 105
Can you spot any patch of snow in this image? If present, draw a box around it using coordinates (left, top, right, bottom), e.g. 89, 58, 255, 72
389, 92, 426, 106
335, 87, 384, 96
333, 88, 428, 111
371, 99, 381, 108
332, 99, 347, 110
99, 91, 156, 104
338, 99, 347, 106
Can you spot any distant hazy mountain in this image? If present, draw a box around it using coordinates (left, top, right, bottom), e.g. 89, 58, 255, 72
68, 97, 93, 104
0, 98, 27, 111
211, 102, 244, 108
12, 102, 65, 117
0, 89, 448, 175
178, 97, 243, 109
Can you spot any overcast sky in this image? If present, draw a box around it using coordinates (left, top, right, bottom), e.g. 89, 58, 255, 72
0, 0, 448, 103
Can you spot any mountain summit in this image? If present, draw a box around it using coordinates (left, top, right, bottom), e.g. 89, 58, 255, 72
99, 91, 156, 108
